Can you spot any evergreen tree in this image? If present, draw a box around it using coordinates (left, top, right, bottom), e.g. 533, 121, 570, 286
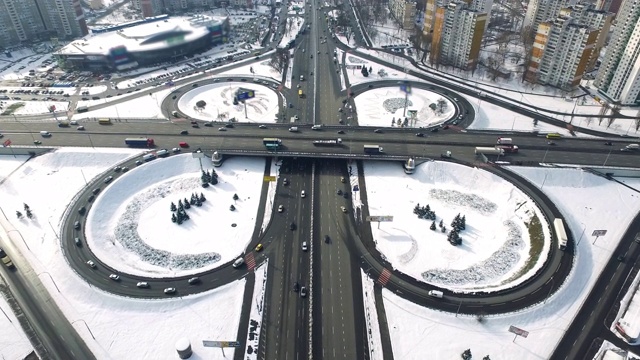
171, 213, 177, 223
369, 66, 372, 74
196, 198, 202, 207
23, 203, 30, 211
210, 176, 218, 185
16, 211, 22, 219
201, 171, 208, 183
200, 193, 206, 202
189, 197, 196, 205
425, 204, 431, 213
451, 214, 460, 227
176, 212, 183, 225
233, 193, 239, 201
361, 66, 369, 77
26, 209, 33, 219
430, 221, 436, 231
439, 219, 444, 228
460, 215, 466, 230
229, 204, 236, 211
441, 225, 446, 233
483, 356, 491, 360
211, 168, 218, 179
183, 212, 190, 221
170, 202, 177, 212
430, 212, 436, 220
462, 349, 472, 360
184, 198, 191, 209
413, 203, 420, 215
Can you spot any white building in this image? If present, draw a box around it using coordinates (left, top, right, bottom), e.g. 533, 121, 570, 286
594, 0, 640, 105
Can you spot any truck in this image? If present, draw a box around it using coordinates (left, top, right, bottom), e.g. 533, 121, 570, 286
625, 143, 639, 150
364, 145, 384, 153
554, 218, 568, 250
125, 137, 155, 147
474, 147, 505, 156
1, 255, 14, 268
496, 137, 512, 145
496, 144, 519, 153
313, 138, 342, 146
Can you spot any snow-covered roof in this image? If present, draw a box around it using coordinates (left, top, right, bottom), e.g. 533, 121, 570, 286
57, 16, 226, 57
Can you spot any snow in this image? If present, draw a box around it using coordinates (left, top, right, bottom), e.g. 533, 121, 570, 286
245, 261, 268, 360
176, 83, 279, 123
374, 165, 640, 359
73, 88, 173, 120
613, 269, 640, 343
361, 269, 384, 360
362, 161, 550, 291
3, 100, 69, 116
0, 296, 33, 360
87, 155, 266, 278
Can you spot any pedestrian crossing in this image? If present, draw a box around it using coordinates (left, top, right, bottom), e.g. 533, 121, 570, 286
377, 268, 392, 286
245, 253, 256, 271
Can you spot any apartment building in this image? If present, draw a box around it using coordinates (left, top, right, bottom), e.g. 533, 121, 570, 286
523, 0, 576, 37
0, 0, 88, 48
423, 0, 491, 35
568, 3, 612, 70
430, 1, 486, 70
389, 0, 417, 29
525, 12, 599, 90
594, 0, 640, 105
595, 0, 623, 15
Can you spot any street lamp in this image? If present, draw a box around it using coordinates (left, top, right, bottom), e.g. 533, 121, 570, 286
37, 272, 60, 293
544, 277, 555, 304
577, 222, 586, 246
72, 319, 95, 340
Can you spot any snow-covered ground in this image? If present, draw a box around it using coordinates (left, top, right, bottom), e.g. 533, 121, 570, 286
73, 88, 173, 120
374, 165, 640, 359
177, 83, 279, 123
363, 161, 550, 291
0, 295, 33, 359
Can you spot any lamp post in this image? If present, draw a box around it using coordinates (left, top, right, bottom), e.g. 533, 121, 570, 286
37, 272, 60, 293
577, 222, 586, 246
603, 148, 613, 167
72, 319, 95, 340
542, 147, 550, 163
544, 277, 555, 304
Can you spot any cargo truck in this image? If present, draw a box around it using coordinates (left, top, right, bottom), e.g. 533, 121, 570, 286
125, 137, 155, 147
313, 138, 342, 146
496, 145, 519, 153
496, 137, 512, 145
474, 147, 505, 155
364, 145, 384, 153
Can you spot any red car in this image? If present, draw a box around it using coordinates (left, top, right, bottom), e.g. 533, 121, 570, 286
179, 142, 189, 148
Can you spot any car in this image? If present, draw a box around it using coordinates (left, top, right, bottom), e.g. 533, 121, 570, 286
259, 124, 267, 129
548, 141, 556, 146
136, 282, 149, 288
78, 206, 86, 215
430, 128, 439, 133
416, 133, 425, 137
300, 286, 307, 297
343, 192, 349, 199
374, 129, 382, 133
92, 188, 101, 195
324, 235, 330, 243
122, 167, 129, 173
278, 205, 284, 213
135, 160, 142, 166
290, 222, 296, 230
164, 287, 176, 294
203, 122, 214, 127
340, 176, 346, 183
180, 130, 189, 135
74, 221, 81, 230
283, 178, 289, 185
192, 124, 199, 128
87, 194, 95, 202
86, 260, 96, 268
340, 206, 347, 213
225, 123, 234, 128
337, 130, 345, 134
293, 282, 300, 292
109, 274, 120, 281
337, 189, 343, 195
301, 190, 306, 198
190, 120, 198, 125
255, 243, 264, 252
74, 237, 82, 246
33, 140, 42, 145
188, 277, 200, 285
604, 141, 613, 146
218, 127, 227, 131
172, 147, 181, 153
104, 176, 113, 184
443, 125, 449, 130
192, 83, 199, 87
617, 254, 625, 262
301, 241, 308, 251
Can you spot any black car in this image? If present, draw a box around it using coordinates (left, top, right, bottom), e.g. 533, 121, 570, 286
324, 235, 330, 243
430, 128, 439, 133
180, 130, 189, 135
416, 133, 425, 137
337, 130, 345, 134
204, 122, 213, 127
92, 188, 100, 195
374, 129, 382, 133
293, 282, 300, 292
74, 221, 81, 230
87, 195, 95, 202
290, 222, 296, 230
225, 123, 234, 128
78, 206, 86, 215
604, 141, 613, 146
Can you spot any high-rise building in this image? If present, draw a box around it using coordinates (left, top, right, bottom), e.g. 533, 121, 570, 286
595, 0, 623, 15
424, 0, 492, 35
139, 0, 165, 18
525, 11, 600, 90
594, 0, 640, 105
390, 0, 417, 29
430, 1, 486, 70
568, 3, 613, 70
523, 0, 576, 37
0, 0, 88, 48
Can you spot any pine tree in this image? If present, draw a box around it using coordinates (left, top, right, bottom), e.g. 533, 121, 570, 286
211, 168, 218, 179
460, 215, 466, 230
413, 203, 420, 215
201, 171, 208, 182
176, 212, 183, 225
229, 204, 236, 211
183, 212, 190, 221
26, 209, 33, 219
170, 202, 177, 212
189, 197, 196, 205
200, 193, 206, 202
16, 211, 22, 219
425, 204, 431, 213
451, 214, 460, 227
233, 193, 239, 201
184, 198, 191, 209
439, 219, 444, 228
441, 225, 446, 233
23, 203, 30, 211
369, 66, 372, 74
171, 213, 177, 223
210, 176, 218, 185
196, 198, 202, 207
483, 355, 491, 360
430, 221, 436, 231
361, 66, 369, 77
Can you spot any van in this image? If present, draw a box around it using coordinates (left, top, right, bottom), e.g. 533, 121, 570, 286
428, 290, 443, 298
626, 144, 639, 150
289, 127, 299, 132
142, 153, 156, 162
40, 131, 51, 137
233, 257, 245, 268
156, 149, 169, 157
311, 125, 323, 130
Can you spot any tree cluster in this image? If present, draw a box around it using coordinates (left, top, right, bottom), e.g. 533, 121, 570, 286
16, 203, 33, 219
201, 169, 219, 187
170, 193, 206, 225
413, 203, 436, 220
446, 214, 467, 246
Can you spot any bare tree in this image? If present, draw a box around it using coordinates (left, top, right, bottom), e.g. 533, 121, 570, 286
269, 48, 288, 73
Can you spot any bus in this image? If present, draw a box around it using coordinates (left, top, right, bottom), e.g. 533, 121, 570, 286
98, 118, 111, 125
77, 106, 89, 113
546, 133, 562, 139
554, 218, 568, 250
263, 138, 282, 150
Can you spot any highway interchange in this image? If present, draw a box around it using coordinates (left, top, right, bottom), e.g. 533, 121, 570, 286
1, 1, 640, 360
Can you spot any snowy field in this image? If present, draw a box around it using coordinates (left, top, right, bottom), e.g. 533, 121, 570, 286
363, 161, 550, 291
177, 83, 279, 123
377, 165, 640, 359
73, 88, 174, 120
0, 296, 33, 359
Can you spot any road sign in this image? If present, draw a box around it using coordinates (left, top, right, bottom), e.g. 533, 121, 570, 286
592, 230, 607, 236
263, 175, 276, 182
191, 150, 205, 159
508, 325, 529, 338
202, 340, 241, 347
367, 216, 393, 222
3, 139, 11, 147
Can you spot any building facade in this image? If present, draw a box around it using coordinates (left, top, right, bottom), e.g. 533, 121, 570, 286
523, 0, 576, 37
389, 0, 417, 29
423, 0, 491, 35
0, 0, 88, 48
594, 0, 640, 105
525, 13, 599, 90
430, 1, 486, 70
568, 3, 613, 70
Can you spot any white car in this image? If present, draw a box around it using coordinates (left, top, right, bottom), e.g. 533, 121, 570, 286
301, 241, 308, 251
301, 190, 306, 198
164, 287, 176, 294
278, 205, 284, 213
109, 274, 120, 281
340, 206, 347, 213
172, 147, 181, 153
86, 260, 96, 268
136, 282, 149, 288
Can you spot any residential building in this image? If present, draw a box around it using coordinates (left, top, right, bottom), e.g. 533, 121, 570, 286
0, 0, 88, 48
423, 0, 492, 35
423, 0, 438, 35
594, 0, 640, 105
523, 0, 576, 37
525, 11, 599, 90
139, 0, 165, 18
430, 1, 486, 70
567, 3, 613, 70
595, 0, 623, 15
390, 0, 417, 29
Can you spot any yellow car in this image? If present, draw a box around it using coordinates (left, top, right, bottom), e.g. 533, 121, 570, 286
255, 244, 263, 252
